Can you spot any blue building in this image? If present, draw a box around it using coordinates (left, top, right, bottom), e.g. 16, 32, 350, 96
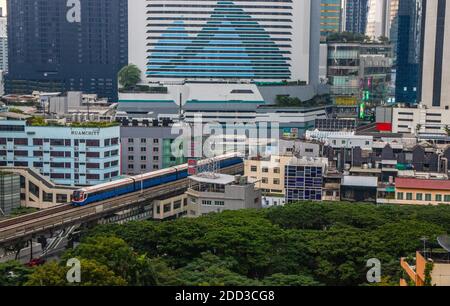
5, 0, 128, 102
0, 112, 121, 186
321, 0, 343, 39
395, 0, 423, 104
285, 157, 328, 203
344, 0, 369, 34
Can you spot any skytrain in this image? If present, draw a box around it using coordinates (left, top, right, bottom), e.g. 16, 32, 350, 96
72, 153, 243, 206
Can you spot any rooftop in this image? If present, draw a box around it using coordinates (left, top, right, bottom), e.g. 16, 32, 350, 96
189, 173, 237, 185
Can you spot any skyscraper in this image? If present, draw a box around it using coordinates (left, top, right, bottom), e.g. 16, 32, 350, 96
5, 0, 128, 101
129, 0, 321, 85
395, 0, 423, 104
0, 4, 7, 73
343, 0, 369, 34
420, 0, 450, 108
366, 0, 398, 40
320, 0, 342, 39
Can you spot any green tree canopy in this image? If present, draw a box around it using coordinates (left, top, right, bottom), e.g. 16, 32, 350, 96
118, 64, 141, 89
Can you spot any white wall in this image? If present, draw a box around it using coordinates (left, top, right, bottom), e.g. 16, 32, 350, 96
128, 0, 148, 83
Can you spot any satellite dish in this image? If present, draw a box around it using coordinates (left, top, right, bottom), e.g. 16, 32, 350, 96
437, 235, 450, 253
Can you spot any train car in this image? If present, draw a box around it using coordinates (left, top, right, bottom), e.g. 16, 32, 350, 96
72, 153, 243, 206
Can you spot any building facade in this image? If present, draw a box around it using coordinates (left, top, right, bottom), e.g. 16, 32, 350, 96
0, 171, 20, 215
285, 157, 328, 202
6, 0, 128, 101
420, 0, 450, 109
327, 42, 393, 107
343, 0, 369, 34
120, 125, 186, 176
0, 7, 7, 73
186, 174, 262, 217
0, 113, 121, 186
129, 0, 321, 85
321, 0, 342, 39
395, 0, 423, 104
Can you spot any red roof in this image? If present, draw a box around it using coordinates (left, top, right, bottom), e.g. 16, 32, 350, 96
396, 178, 450, 191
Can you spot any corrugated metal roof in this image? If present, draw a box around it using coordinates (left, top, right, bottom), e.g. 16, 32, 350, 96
395, 178, 450, 191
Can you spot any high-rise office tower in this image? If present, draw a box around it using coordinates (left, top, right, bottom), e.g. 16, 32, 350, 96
343, 0, 369, 34
129, 0, 321, 85
395, 0, 423, 104
366, 0, 398, 40
420, 0, 450, 108
6, 0, 128, 101
0, 5, 7, 73
320, 0, 342, 39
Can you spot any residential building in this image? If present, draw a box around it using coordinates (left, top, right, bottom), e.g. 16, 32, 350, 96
129, 0, 321, 85
186, 173, 262, 217
420, 0, 450, 109
386, 177, 450, 205
0, 112, 121, 186
341, 175, 378, 201
342, 0, 369, 34
0, 171, 20, 215
321, 0, 342, 39
285, 157, 329, 203
395, 0, 423, 104
6, 0, 128, 101
120, 125, 186, 175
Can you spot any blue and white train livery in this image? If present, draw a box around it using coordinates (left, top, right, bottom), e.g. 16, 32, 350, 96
72, 153, 243, 206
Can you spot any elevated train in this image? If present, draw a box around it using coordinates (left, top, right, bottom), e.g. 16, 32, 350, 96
72, 153, 243, 206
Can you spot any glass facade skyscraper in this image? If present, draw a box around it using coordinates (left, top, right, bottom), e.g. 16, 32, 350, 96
344, 0, 369, 34
395, 0, 423, 104
5, 0, 128, 101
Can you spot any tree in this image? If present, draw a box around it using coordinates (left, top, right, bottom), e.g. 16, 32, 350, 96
176, 252, 259, 286
0, 261, 32, 286
118, 64, 141, 89
25, 260, 127, 286
262, 273, 322, 286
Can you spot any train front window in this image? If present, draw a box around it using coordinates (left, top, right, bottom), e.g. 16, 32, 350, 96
73, 191, 84, 201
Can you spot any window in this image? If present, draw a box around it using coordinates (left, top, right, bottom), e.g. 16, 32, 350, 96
416, 193, 423, 201
273, 167, 280, 174
141, 147, 146, 152
445, 195, 450, 203
397, 192, 404, 200
163, 204, 171, 213
406, 193, 413, 201
86, 140, 100, 147
128, 156, 134, 161
174, 200, 182, 210
262, 167, 269, 173
128, 138, 134, 143
86, 152, 100, 158
128, 147, 134, 152
141, 156, 146, 161
251, 166, 257, 172
425, 194, 432, 202
50, 139, 64, 146
141, 138, 146, 143
436, 194, 443, 202
273, 179, 280, 185
128, 164, 134, 169
153, 139, 159, 144
202, 200, 212, 206
215, 201, 225, 206
141, 164, 146, 170
262, 178, 269, 184
153, 165, 159, 170
153, 147, 159, 152
153, 156, 159, 161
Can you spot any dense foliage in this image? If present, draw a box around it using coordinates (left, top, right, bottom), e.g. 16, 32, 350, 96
1, 202, 448, 286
